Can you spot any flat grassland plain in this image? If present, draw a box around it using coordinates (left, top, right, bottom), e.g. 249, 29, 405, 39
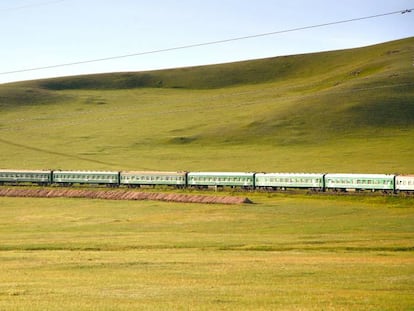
0, 38, 413, 310
0, 195, 413, 310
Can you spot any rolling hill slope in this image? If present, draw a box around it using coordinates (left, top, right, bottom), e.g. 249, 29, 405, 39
0, 37, 413, 172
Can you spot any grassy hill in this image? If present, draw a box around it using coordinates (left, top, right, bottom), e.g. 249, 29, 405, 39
0, 37, 413, 172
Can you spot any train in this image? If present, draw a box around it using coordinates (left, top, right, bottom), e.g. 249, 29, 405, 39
0, 169, 413, 194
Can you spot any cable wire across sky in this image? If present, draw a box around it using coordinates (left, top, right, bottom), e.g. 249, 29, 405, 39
0, 7, 412, 76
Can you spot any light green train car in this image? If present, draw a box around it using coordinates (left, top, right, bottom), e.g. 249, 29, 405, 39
187, 172, 255, 188
0, 169, 52, 185
52, 170, 119, 186
120, 171, 187, 187
324, 173, 395, 192
255, 173, 325, 190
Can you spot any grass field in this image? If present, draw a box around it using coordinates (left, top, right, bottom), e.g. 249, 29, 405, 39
0, 194, 413, 310
0, 38, 413, 310
0, 37, 413, 172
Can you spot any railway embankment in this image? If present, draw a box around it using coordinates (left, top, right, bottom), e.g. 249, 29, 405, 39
0, 188, 253, 204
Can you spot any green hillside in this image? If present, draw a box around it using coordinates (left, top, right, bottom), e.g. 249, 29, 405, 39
0, 37, 413, 173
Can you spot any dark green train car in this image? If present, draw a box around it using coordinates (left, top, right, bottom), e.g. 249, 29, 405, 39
120, 171, 187, 187
187, 172, 255, 188
52, 170, 120, 186
0, 169, 52, 185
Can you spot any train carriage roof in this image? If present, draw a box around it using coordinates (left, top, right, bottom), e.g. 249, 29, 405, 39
121, 171, 187, 175
187, 172, 255, 177
53, 170, 119, 175
324, 173, 395, 178
0, 169, 52, 173
255, 172, 324, 177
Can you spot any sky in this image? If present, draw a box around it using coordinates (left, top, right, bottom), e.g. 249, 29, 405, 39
0, 0, 413, 84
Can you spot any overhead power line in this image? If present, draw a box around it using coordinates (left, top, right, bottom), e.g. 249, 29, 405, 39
0, 8, 412, 76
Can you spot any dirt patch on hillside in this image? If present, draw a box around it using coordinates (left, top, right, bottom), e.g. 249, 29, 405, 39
0, 188, 253, 204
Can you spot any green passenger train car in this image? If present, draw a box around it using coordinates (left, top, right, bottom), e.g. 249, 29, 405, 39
0, 169, 52, 185
52, 170, 119, 185
324, 173, 395, 191
120, 171, 187, 187
187, 172, 255, 188
255, 173, 325, 190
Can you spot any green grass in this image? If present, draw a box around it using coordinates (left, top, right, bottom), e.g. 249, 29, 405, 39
0, 38, 413, 310
0, 37, 413, 172
0, 195, 413, 310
